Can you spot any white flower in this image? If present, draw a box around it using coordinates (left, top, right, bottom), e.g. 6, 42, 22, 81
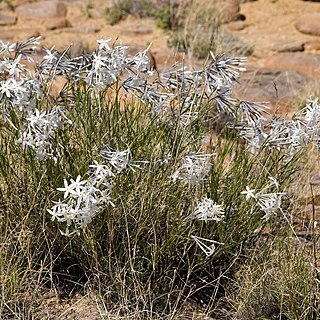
240, 186, 256, 201
190, 197, 225, 222
296, 97, 320, 128
89, 160, 115, 180
43, 46, 57, 64
17, 107, 67, 160
241, 178, 286, 221
0, 79, 14, 98
173, 153, 213, 185
0, 40, 15, 55
97, 38, 112, 51
57, 175, 87, 199
92, 52, 107, 72
257, 192, 285, 221
192, 235, 224, 257
48, 156, 118, 234
101, 145, 131, 174
268, 176, 279, 189
59, 228, 80, 237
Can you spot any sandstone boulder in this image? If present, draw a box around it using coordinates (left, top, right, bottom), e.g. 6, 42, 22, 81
64, 27, 100, 34
305, 40, 320, 51
121, 26, 152, 36
226, 20, 248, 31
270, 40, 304, 53
215, 0, 240, 23
16, 1, 67, 20
0, 13, 17, 26
0, 28, 41, 41
295, 13, 320, 36
152, 50, 186, 71
234, 67, 318, 113
264, 53, 320, 79
45, 18, 71, 30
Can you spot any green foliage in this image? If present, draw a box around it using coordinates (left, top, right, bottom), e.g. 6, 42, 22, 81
0, 76, 299, 316
162, 0, 252, 59
229, 240, 320, 319
82, 0, 95, 18
0, 0, 14, 10
156, 3, 177, 30
105, 6, 123, 25
105, 0, 156, 25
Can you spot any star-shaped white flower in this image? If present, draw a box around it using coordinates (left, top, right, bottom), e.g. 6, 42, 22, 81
241, 186, 256, 201
97, 38, 112, 51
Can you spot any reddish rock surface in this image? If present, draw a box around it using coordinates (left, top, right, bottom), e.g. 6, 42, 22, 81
263, 53, 320, 79
64, 27, 100, 34
305, 40, 320, 51
45, 18, 71, 31
0, 28, 41, 40
0, 13, 17, 26
270, 40, 304, 53
295, 13, 320, 36
121, 26, 153, 35
15, 1, 67, 20
215, 0, 240, 23
234, 68, 316, 113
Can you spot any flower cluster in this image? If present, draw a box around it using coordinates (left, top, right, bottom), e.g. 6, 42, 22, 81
48, 145, 139, 235
0, 38, 43, 113
189, 196, 225, 256
189, 197, 225, 222
239, 97, 320, 161
172, 153, 213, 185
1, 36, 270, 164
17, 107, 69, 160
0, 38, 72, 161
1, 36, 309, 241
6, 36, 317, 167
241, 177, 285, 221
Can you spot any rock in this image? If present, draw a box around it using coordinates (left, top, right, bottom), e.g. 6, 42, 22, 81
295, 13, 320, 36
215, 0, 240, 23
270, 40, 304, 53
0, 13, 17, 26
227, 20, 248, 31
264, 53, 320, 79
305, 40, 320, 51
156, 0, 194, 6
64, 27, 100, 33
11, 0, 29, 6
0, 28, 41, 41
45, 18, 71, 30
69, 42, 91, 56
234, 67, 317, 113
154, 51, 186, 70
89, 8, 106, 19
121, 26, 152, 35
15, 1, 67, 20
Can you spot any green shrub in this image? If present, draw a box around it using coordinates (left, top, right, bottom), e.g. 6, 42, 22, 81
105, 6, 123, 25
156, 3, 178, 30
105, 0, 156, 25
0, 37, 311, 317
229, 240, 320, 319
